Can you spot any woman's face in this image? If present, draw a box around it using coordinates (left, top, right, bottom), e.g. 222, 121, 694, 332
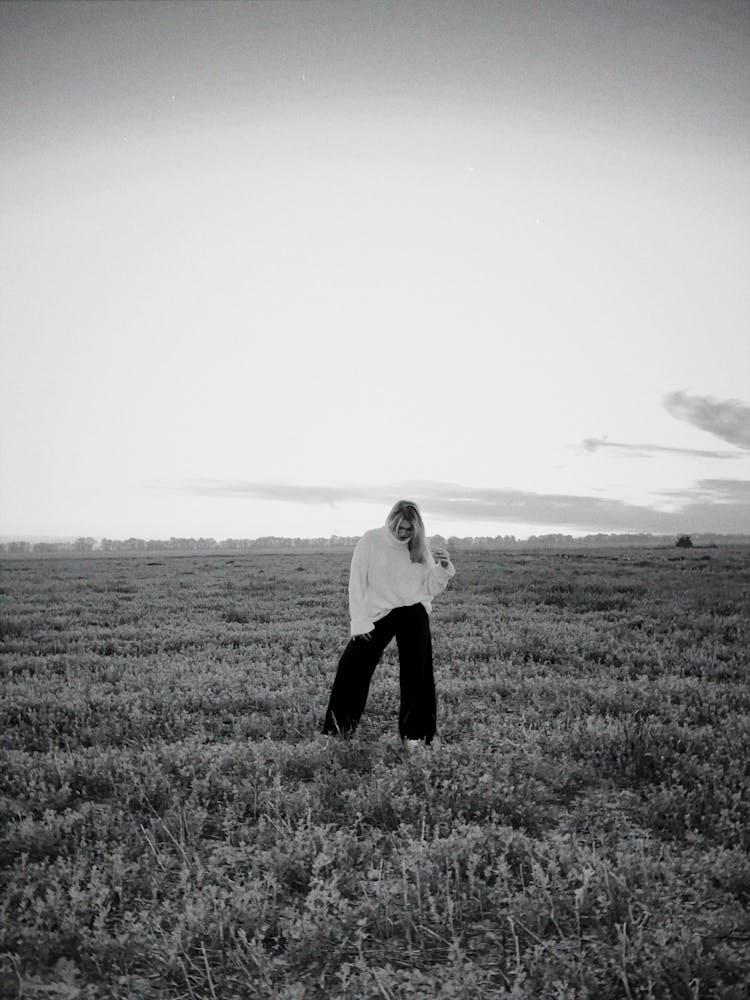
394, 518, 415, 542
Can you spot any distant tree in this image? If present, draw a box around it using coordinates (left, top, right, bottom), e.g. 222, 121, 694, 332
33, 542, 68, 553
676, 534, 693, 548
72, 537, 96, 553
123, 538, 147, 551
7, 541, 31, 553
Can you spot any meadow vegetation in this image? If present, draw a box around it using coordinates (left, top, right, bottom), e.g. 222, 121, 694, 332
1, 547, 749, 998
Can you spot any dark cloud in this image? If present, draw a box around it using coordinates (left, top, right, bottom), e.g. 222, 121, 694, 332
582, 438, 740, 459
656, 479, 750, 505
407, 481, 750, 534
663, 392, 750, 449
163, 477, 750, 535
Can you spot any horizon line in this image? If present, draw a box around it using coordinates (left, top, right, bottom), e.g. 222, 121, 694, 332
3, 530, 750, 544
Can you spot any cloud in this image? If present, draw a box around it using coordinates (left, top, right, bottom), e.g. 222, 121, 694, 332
663, 392, 750, 449
407, 480, 750, 534
582, 438, 741, 459
655, 479, 750, 505
162, 478, 750, 535
171, 480, 375, 506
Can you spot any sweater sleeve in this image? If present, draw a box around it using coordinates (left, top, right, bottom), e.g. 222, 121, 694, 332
348, 534, 375, 635
423, 555, 456, 596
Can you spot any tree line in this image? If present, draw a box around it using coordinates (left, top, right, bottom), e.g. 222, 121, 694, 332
1, 532, 748, 556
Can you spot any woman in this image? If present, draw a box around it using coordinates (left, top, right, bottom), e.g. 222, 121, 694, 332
322, 500, 455, 746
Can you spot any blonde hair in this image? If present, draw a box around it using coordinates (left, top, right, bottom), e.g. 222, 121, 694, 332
385, 500, 431, 565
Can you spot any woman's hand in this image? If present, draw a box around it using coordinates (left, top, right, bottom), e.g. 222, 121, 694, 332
432, 548, 450, 568
354, 631, 373, 642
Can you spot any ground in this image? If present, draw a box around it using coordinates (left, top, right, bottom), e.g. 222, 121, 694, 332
1, 547, 748, 998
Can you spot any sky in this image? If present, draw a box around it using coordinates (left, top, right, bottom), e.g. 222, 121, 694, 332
1, 0, 749, 540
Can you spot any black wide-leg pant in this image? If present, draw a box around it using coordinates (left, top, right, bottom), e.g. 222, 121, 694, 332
322, 603, 436, 743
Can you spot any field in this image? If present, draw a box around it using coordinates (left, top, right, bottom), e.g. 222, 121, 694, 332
1, 547, 749, 999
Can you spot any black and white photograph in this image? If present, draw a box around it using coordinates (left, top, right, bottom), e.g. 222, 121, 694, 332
1, 0, 748, 996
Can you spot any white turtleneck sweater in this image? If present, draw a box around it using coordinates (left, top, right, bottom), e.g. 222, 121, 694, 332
348, 526, 456, 636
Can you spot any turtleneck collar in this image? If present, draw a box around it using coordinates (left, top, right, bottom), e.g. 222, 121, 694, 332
383, 525, 410, 548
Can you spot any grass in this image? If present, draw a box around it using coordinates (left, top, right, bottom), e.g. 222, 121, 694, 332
1, 546, 749, 998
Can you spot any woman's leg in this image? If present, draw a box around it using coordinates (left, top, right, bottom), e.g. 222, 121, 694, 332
395, 604, 436, 744
322, 612, 395, 737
